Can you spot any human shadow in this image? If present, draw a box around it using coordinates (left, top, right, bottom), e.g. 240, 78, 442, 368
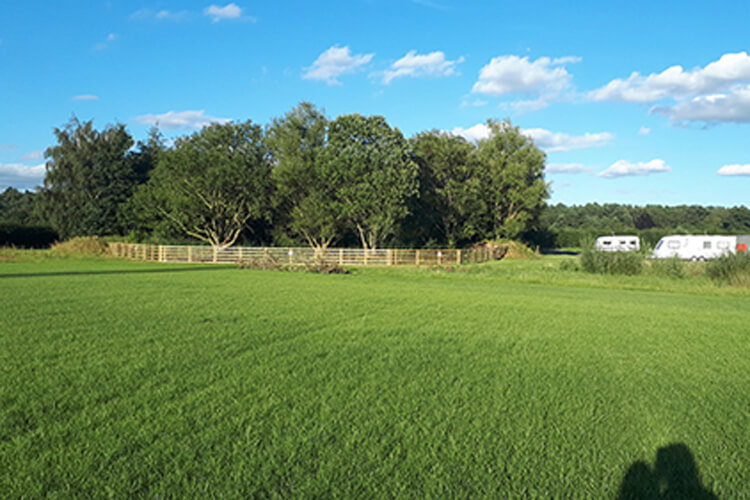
0, 265, 225, 279
617, 443, 717, 499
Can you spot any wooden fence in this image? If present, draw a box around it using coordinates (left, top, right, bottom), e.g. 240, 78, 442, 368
108, 242, 505, 267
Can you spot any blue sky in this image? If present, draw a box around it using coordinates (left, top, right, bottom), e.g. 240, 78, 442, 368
1, 0, 749, 206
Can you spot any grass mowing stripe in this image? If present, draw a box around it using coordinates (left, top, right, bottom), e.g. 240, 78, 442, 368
1, 256, 748, 497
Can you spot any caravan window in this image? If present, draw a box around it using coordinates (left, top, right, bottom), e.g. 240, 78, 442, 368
667, 240, 680, 249
655, 241, 664, 250
703, 241, 711, 249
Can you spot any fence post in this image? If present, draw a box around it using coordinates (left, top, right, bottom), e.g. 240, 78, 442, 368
457, 249, 462, 265
416, 249, 420, 266
213, 247, 217, 263
364, 249, 368, 266
339, 248, 344, 266
188, 246, 192, 263
238, 247, 243, 261
394, 248, 398, 265
387, 249, 393, 266
288, 248, 293, 265
438, 251, 442, 266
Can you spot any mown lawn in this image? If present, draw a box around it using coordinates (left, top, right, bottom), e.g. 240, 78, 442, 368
1, 254, 748, 497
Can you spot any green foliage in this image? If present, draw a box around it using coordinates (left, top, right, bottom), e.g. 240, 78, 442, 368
580, 242, 643, 275
558, 258, 580, 272
324, 114, 419, 249
408, 131, 484, 247
130, 121, 272, 249
475, 120, 548, 240
0, 222, 58, 248
531, 203, 750, 249
706, 251, 750, 285
1, 256, 747, 497
267, 103, 340, 250
646, 256, 687, 279
0, 187, 43, 226
41, 117, 148, 239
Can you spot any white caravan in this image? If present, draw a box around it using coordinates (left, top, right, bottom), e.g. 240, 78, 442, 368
595, 235, 640, 252
651, 235, 743, 260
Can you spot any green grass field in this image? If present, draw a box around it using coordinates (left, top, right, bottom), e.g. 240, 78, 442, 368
1, 253, 748, 497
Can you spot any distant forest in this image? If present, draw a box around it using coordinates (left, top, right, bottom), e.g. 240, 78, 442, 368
531, 203, 750, 248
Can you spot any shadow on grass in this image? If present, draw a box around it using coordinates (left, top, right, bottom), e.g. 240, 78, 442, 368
0, 265, 227, 279
617, 443, 717, 499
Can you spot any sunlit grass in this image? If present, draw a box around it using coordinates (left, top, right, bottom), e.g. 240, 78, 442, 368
1, 255, 748, 497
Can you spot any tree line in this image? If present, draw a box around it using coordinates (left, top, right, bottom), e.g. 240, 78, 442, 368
2, 101, 748, 250
534, 203, 750, 248
1, 103, 548, 250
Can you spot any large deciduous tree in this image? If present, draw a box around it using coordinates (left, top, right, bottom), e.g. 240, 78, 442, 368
42, 117, 138, 238
409, 131, 486, 247
266, 102, 340, 251
323, 114, 418, 250
475, 119, 548, 240
131, 121, 272, 249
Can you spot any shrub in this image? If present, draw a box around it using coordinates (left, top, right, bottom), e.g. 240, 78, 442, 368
558, 259, 580, 272
50, 236, 110, 256
237, 256, 349, 274
237, 255, 282, 271
479, 239, 539, 260
706, 252, 750, 285
580, 242, 643, 276
647, 256, 687, 279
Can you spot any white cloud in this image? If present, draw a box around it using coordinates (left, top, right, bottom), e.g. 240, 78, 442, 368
205, 3, 243, 22
717, 164, 750, 176
134, 110, 231, 130
546, 163, 593, 174
0, 163, 46, 188
451, 123, 491, 142
651, 85, 750, 124
597, 159, 672, 178
303, 45, 374, 85
72, 94, 99, 101
382, 50, 463, 84
638, 126, 651, 136
20, 150, 43, 161
521, 128, 614, 152
590, 52, 750, 103
451, 123, 613, 151
471, 55, 579, 109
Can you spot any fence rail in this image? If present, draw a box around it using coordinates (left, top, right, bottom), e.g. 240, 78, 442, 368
108, 242, 506, 267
